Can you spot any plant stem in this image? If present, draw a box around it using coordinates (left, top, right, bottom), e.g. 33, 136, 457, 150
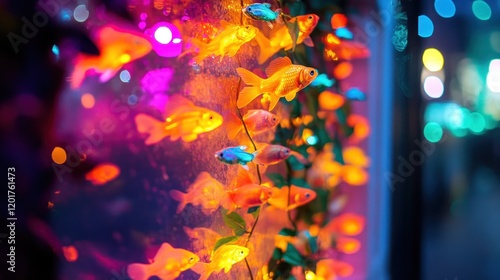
285, 160, 298, 231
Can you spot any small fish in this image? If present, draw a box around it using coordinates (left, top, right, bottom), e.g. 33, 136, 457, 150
189, 23, 258, 64
191, 245, 249, 280
254, 14, 319, 64
127, 242, 199, 280
135, 95, 223, 145
222, 169, 273, 212
267, 185, 316, 210
236, 56, 318, 111
226, 109, 280, 140
169, 172, 225, 215
85, 163, 120, 185
215, 145, 257, 170
70, 25, 152, 88
253, 143, 291, 166
242, 3, 283, 29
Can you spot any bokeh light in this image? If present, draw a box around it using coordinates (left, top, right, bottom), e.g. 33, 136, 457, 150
422, 48, 444, 72
73, 5, 89, 22
491, 32, 500, 53
434, 0, 456, 18
147, 22, 183, 57
81, 93, 95, 109
154, 26, 173, 44
335, 27, 353, 40
467, 112, 486, 134
423, 122, 443, 142
487, 59, 500, 93
341, 165, 368, 186
423, 76, 444, 98
318, 90, 344, 110
51, 147, 67, 164
331, 14, 348, 29
336, 237, 361, 254
418, 15, 434, 38
345, 88, 367, 101
472, 1, 492, 21
62, 246, 78, 262
120, 70, 131, 83
333, 61, 353, 79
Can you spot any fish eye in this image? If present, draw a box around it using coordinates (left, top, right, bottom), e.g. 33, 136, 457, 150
219, 153, 224, 157
272, 117, 277, 121
189, 257, 194, 263
308, 15, 313, 20
309, 70, 315, 76
247, 7, 251, 11
209, 115, 213, 120
305, 193, 310, 198
240, 250, 245, 255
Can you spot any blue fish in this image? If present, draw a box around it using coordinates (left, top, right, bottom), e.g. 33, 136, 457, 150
242, 3, 283, 29
215, 146, 256, 170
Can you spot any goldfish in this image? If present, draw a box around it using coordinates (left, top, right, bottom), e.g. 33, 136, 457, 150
242, 3, 283, 29
189, 23, 258, 64
267, 185, 316, 210
70, 25, 152, 89
254, 14, 319, 64
222, 169, 273, 212
215, 145, 257, 170
191, 245, 249, 280
169, 172, 225, 215
127, 242, 199, 280
226, 110, 280, 140
236, 56, 318, 111
85, 163, 120, 185
135, 95, 223, 145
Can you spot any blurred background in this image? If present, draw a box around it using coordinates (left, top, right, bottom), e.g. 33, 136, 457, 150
0, 0, 499, 280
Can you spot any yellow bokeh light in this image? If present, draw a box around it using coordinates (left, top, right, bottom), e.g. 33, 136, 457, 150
422, 48, 444, 72
51, 147, 67, 164
81, 93, 95, 109
337, 237, 361, 254
343, 146, 370, 167
319, 90, 345, 110
341, 165, 368, 186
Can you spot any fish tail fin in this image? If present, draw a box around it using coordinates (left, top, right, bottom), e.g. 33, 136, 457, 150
134, 114, 168, 145
226, 112, 243, 140
267, 93, 281, 111
221, 192, 236, 213
254, 32, 276, 65
192, 262, 212, 280
236, 68, 263, 109
169, 190, 188, 214
127, 263, 150, 280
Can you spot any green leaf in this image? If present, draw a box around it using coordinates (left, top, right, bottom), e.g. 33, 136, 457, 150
223, 211, 247, 236
267, 173, 286, 188
213, 236, 239, 252
278, 228, 297, 237
283, 243, 305, 266
285, 20, 299, 52
332, 137, 345, 164
248, 206, 259, 214
287, 155, 304, 171
272, 247, 283, 260
308, 235, 318, 254
290, 178, 310, 189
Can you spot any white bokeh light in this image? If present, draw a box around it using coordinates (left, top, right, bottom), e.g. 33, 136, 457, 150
154, 26, 173, 44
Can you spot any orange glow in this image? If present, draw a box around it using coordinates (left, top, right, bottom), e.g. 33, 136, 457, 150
316, 259, 354, 279
326, 33, 341, 45
48, 201, 54, 209
343, 147, 370, 167
333, 213, 365, 236
62, 245, 79, 262
85, 163, 120, 185
347, 115, 370, 140
331, 14, 348, 29
319, 91, 345, 110
324, 35, 370, 61
119, 53, 131, 63
336, 237, 361, 254
341, 165, 368, 186
333, 61, 353, 80
51, 147, 67, 164
81, 93, 95, 109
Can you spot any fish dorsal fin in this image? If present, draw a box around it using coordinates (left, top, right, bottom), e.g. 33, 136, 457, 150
164, 95, 195, 116
236, 168, 254, 188
154, 242, 174, 261
265, 57, 292, 77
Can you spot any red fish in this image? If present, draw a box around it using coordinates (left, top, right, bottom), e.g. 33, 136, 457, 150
253, 143, 291, 166
222, 169, 273, 212
226, 110, 280, 140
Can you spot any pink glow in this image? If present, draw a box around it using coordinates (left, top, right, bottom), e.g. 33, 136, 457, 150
144, 22, 182, 57
140, 68, 173, 95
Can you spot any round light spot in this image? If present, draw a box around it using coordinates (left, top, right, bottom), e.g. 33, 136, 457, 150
306, 136, 318, 145
487, 59, 500, 93
119, 54, 131, 63
81, 93, 95, 109
128, 94, 138, 105
472, 1, 492, 21
489, 59, 500, 72
333, 61, 353, 80
423, 48, 444, 72
331, 14, 348, 29
60, 9, 72, 22
424, 122, 443, 143
138, 21, 146, 30
434, 0, 456, 18
418, 15, 434, 38
73, 5, 89, 23
140, 12, 147, 21
423, 76, 444, 98
154, 26, 172, 44
52, 147, 67, 164
172, 38, 182, 44
119, 70, 131, 83
467, 112, 486, 133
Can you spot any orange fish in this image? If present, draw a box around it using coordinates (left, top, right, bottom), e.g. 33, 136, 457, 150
253, 143, 291, 166
135, 95, 223, 145
226, 110, 280, 140
70, 25, 152, 88
183, 226, 222, 257
85, 163, 120, 185
222, 169, 273, 212
191, 244, 249, 280
255, 14, 319, 64
315, 259, 354, 280
236, 56, 318, 111
169, 172, 225, 215
188, 23, 258, 64
267, 185, 316, 210
127, 242, 199, 280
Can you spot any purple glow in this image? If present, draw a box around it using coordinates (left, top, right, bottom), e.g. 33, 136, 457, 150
141, 68, 173, 94
145, 22, 182, 57
138, 21, 146, 30
148, 93, 170, 114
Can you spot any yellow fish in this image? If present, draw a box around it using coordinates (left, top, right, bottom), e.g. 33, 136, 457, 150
169, 172, 225, 215
255, 14, 319, 64
267, 185, 317, 210
236, 56, 318, 111
135, 95, 223, 144
189, 22, 258, 64
191, 244, 249, 280
70, 25, 152, 88
127, 242, 199, 280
